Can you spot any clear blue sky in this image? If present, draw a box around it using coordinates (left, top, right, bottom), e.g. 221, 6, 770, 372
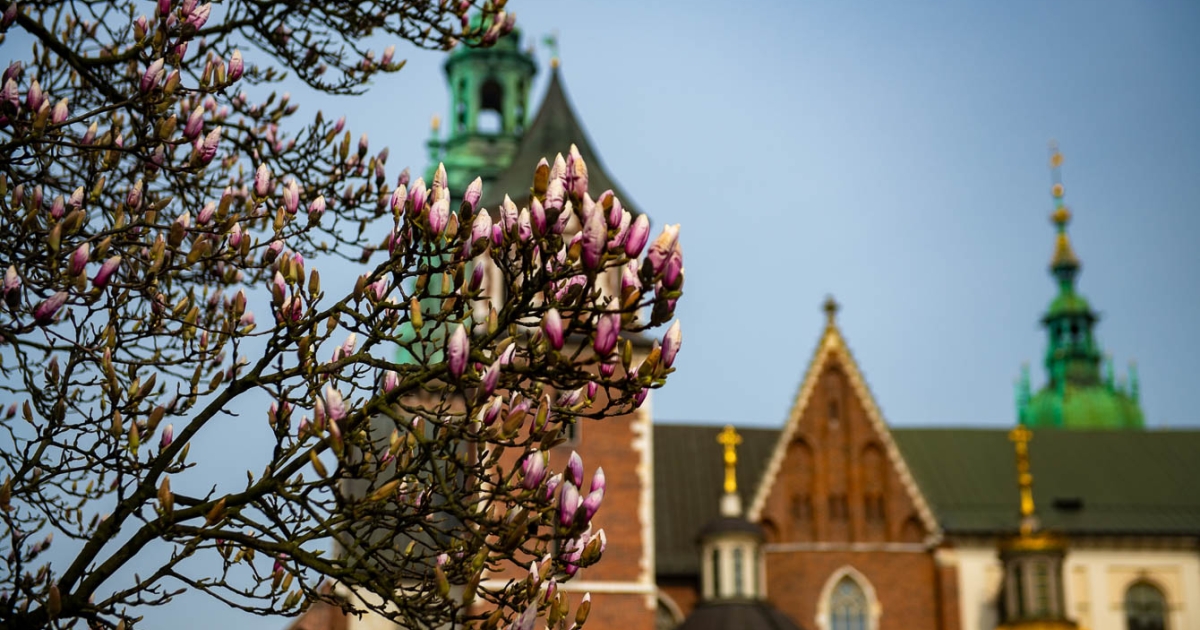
336, 0, 1198, 431
7, 2, 1200, 629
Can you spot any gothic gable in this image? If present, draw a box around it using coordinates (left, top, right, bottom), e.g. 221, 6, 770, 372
748, 321, 941, 546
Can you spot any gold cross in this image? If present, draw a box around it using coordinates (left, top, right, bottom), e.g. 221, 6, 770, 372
1008, 424, 1036, 534
717, 425, 742, 494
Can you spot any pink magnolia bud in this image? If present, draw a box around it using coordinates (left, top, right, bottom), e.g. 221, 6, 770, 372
68, 186, 84, 209
51, 98, 68, 125
625, 214, 650, 258
545, 473, 562, 501
1, 3, 17, 29
428, 197, 449, 236
389, 185, 406, 213
25, 78, 43, 111
254, 163, 271, 198
467, 260, 486, 293
580, 206, 606, 271
663, 248, 684, 292
160, 424, 174, 449
185, 2, 210, 29
609, 209, 631, 250
333, 116, 346, 134
582, 488, 603, 521
407, 178, 427, 213
197, 202, 215, 224
646, 224, 680, 276
593, 312, 619, 357
324, 385, 346, 423
198, 126, 221, 163
381, 45, 396, 66
521, 452, 547, 489
545, 177, 565, 212
590, 467, 606, 494
447, 324, 469, 379
499, 343, 516, 367
34, 292, 68, 324
0, 79, 17, 109
490, 223, 503, 247
530, 198, 547, 236
480, 359, 500, 396
69, 243, 89, 275
228, 50, 244, 81
175, 210, 191, 231
481, 396, 502, 425
624, 260, 643, 295
357, 133, 369, 157
281, 178, 299, 214
140, 59, 165, 93
184, 106, 203, 139
516, 208, 532, 243
383, 370, 399, 394
308, 195, 326, 220
228, 222, 243, 248
586, 380, 598, 401
662, 320, 682, 368
634, 387, 648, 407
599, 360, 616, 379
3, 265, 20, 296
157, 0, 171, 16
49, 195, 64, 220
463, 177, 482, 211
566, 451, 583, 487
93, 256, 121, 289
126, 180, 143, 210
542, 308, 564, 350
567, 144, 588, 199
558, 481, 581, 527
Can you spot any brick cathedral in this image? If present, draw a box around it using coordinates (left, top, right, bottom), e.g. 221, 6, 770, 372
288, 23, 1200, 630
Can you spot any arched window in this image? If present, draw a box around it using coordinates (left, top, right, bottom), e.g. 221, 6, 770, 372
830, 576, 868, 630
1125, 581, 1167, 630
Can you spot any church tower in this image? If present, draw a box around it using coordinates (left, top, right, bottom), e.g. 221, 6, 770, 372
425, 13, 537, 194
1016, 144, 1145, 429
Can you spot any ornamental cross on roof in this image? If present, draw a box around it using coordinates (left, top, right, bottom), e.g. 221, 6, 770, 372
717, 425, 742, 495
1008, 424, 1037, 536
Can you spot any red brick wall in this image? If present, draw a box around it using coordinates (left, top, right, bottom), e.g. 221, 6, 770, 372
766, 551, 942, 630
657, 578, 699, 619
758, 359, 929, 547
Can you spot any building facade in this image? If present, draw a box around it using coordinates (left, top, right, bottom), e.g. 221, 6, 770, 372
287, 26, 1200, 630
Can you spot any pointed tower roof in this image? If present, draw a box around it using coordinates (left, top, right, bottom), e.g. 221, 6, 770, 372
479, 66, 642, 216
1020, 143, 1144, 430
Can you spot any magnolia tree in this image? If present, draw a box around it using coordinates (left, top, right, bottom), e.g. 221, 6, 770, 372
0, 0, 685, 629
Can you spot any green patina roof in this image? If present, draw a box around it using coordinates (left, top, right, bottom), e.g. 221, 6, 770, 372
652, 424, 1200, 578
1025, 385, 1144, 430
1044, 290, 1093, 320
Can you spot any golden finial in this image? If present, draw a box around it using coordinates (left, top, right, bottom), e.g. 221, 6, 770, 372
1047, 141, 1079, 271
542, 31, 561, 69
431, 115, 441, 132
1008, 424, 1037, 536
822, 295, 840, 327
716, 425, 742, 495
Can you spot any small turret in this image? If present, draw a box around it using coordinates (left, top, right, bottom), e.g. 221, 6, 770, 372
1019, 143, 1145, 430
996, 426, 1077, 630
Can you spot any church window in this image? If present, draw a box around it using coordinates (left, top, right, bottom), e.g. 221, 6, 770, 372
864, 494, 885, 523
710, 548, 721, 598
1033, 561, 1051, 616
829, 576, 868, 630
1125, 581, 1167, 630
478, 78, 504, 134
455, 79, 468, 132
733, 547, 745, 597
791, 494, 812, 520
829, 494, 849, 520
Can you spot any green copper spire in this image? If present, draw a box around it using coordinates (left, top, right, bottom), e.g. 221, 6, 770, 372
1018, 143, 1145, 430
425, 13, 537, 194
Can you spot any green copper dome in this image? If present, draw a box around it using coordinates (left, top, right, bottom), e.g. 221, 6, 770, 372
1015, 145, 1144, 430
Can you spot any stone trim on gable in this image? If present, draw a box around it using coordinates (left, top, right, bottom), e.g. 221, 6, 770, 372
746, 322, 942, 544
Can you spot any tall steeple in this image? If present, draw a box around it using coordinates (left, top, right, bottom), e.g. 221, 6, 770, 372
426, 13, 537, 194
995, 427, 1077, 630
1017, 143, 1145, 430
